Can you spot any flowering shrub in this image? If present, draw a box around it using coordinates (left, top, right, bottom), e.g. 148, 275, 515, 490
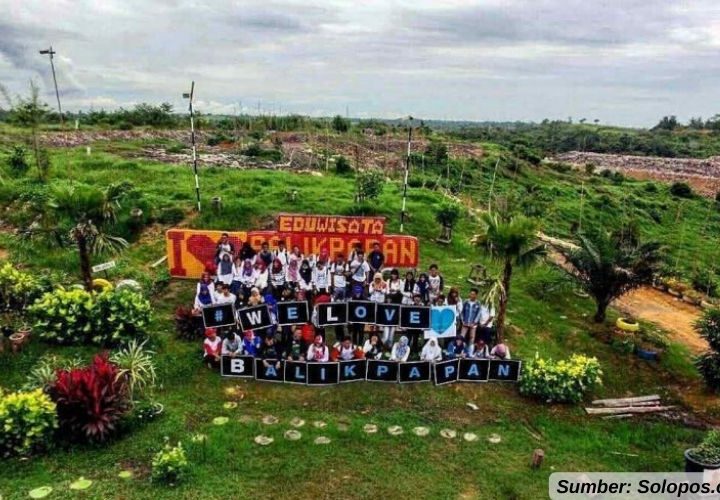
92, 288, 152, 345
0, 388, 58, 457
152, 441, 189, 484
29, 287, 151, 346
51, 353, 130, 442
519, 354, 603, 403
0, 262, 43, 311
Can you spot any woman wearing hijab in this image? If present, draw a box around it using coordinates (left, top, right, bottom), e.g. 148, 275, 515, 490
254, 261, 269, 294
193, 283, 215, 311
390, 336, 411, 362
285, 258, 300, 290
239, 241, 256, 262
446, 287, 463, 335
230, 256, 244, 297
413, 273, 430, 305
386, 269, 404, 304
238, 259, 257, 301
420, 337, 443, 362
298, 259, 313, 292
216, 253, 234, 286
306, 334, 329, 362
196, 271, 216, 297
270, 258, 287, 299
247, 287, 264, 307
369, 272, 388, 303
363, 333, 384, 360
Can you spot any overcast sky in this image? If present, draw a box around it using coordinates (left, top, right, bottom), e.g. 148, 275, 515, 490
2, 0, 719, 127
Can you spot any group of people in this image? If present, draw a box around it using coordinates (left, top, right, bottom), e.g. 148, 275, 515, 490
198, 234, 511, 368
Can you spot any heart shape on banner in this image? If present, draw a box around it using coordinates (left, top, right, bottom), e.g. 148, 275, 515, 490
431, 308, 455, 335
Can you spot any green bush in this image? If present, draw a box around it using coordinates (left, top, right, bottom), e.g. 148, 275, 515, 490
152, 441, 189, 484
23, 354, 84, 392
519, 354, 603, 403
157, 207, 185, 225
355, 169, 384, 203
0, 262, 43, 311
435, 202, 462, 228
29, 287, 151, 346
7, 145, 29, 176
695, 308, 720, 391
687, 430, 720, 465
670, 182, 694, 198
335, 155, 352, 175
0, 388, 58, 457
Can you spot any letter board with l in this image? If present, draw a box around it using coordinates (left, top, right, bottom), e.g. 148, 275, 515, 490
316, 302, 348, 326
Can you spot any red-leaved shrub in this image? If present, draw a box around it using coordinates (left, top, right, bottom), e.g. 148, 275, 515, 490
51, 353, 130, 442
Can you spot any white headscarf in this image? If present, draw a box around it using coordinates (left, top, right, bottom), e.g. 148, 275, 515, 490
421, 338, 442, 361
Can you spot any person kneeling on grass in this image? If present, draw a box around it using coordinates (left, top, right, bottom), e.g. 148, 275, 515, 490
470, 338, 490, 359
490, 343, 511, 360
241, 330, 261, 356
203, 328, 222, 368
259, 335, 282, 371
445, 335, 469, 360
363, 333, 384, 360
390, 336, 411, 362
420, 337, 443, 362
332, 336, 361, 361
306, 334, 329, 362
284, 327, 306, 361
222, 329, 243, 357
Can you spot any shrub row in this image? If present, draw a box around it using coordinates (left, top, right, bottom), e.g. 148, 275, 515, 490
519, 354, 603, 403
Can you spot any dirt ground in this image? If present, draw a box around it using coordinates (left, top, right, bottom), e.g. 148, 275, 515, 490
614, 287, 707, 354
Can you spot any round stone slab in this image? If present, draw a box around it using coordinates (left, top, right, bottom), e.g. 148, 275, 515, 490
284, 430, 302, 441
254, 435, 274, 446
388, 425, 404, 436
440, 429, 457, 439
413, 426, 430, 437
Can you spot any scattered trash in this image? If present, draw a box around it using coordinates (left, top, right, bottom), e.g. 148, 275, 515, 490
284, 430, 302, 441
466, 402, 479, 411
254, 435, 274, 446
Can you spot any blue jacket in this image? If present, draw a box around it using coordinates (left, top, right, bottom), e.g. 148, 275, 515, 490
461, 301, 481, 324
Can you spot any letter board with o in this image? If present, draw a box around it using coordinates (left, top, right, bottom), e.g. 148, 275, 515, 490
366, 360, 399, 382
339, 359, 367, 383
254, 358, 284, 382
489, 360, 521, 381
238, 305, 272, 331
202, 303, 237, 328
277, 301, 309, 326
284, 360, 308, 384
400, 306, 431, 329
459, 359, 489, 382
433, 359, 460, 385
399, 361, 431, 383
220, 355, 255, 378
307, 362, 340, 385
375, 304, 401, 326
316, 303, 348, 326
347, 301, 377, 324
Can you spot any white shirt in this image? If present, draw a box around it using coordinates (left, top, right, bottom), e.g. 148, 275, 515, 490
313, 266, 330, 289
349, 259, 370, 282
480, 305, 495, 327
369, 281, 387, 303
214, 292, 236, 305
274, 249, 289, 267
330, 262, 348, 289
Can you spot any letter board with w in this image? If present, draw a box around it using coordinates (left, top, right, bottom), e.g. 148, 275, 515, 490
238, 304, 272, 331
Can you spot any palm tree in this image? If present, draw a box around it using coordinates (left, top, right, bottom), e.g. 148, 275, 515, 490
559, 228, 661, 323
474, 212, 546, 342
21, 182, 131, 290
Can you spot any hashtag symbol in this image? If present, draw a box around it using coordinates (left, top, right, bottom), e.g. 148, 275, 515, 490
215, 310, 224, 322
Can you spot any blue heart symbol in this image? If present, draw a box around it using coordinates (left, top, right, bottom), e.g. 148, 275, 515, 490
431, 308, 455, 334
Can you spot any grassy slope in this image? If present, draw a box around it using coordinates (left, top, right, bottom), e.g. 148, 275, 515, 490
0, 145, 712, 499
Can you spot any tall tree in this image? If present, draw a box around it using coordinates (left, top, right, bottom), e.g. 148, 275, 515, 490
474, 212, 546, 342
559, 228, 661, 322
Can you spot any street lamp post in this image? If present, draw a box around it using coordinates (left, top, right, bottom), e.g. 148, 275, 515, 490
38, 46, 63, 125
183, 82, 201, 212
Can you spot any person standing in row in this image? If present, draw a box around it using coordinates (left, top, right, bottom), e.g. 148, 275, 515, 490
330, 254, 349, 301
367, 242, 385, 279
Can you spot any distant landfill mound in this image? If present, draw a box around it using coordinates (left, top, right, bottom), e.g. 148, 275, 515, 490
554, 151, 720, 197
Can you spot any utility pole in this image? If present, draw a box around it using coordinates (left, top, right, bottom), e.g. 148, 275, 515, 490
400, 116, 413, 233
182, 82, 201, 212
39, 46, 63, 125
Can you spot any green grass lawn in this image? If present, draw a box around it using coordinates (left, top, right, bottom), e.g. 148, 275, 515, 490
0, 143, 714, 499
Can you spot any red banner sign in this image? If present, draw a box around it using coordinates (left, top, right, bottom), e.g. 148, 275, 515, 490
167, 229, 418, 279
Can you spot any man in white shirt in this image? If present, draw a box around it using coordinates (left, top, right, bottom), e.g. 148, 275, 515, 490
214, 283, 237, 306
274, 240, 289, 267
479, 303, 495, 344
349, 250, 370, 286
330, 254, 349, 301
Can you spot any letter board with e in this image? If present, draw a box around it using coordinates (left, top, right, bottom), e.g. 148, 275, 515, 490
202, 303, 237, 328
307, 362, 340, 385
316, 303, 347, 326
399, 361, 431, 383
347, 301, 376, 324
220, 355, 255, 378
277, 301, 309, 326
400, 306, 431, 329
238, 305, 272, 331
376, 304, 401, 326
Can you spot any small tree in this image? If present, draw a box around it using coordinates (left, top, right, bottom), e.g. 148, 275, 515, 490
355, 169, 384, 203
435, 202, 462, 241
331, 115, 350, 133
695, 308, 720, 391
7, 145, 29, 177
474, 212, 546, 342
560, 228, 662, 323
335, 155, 352, 175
